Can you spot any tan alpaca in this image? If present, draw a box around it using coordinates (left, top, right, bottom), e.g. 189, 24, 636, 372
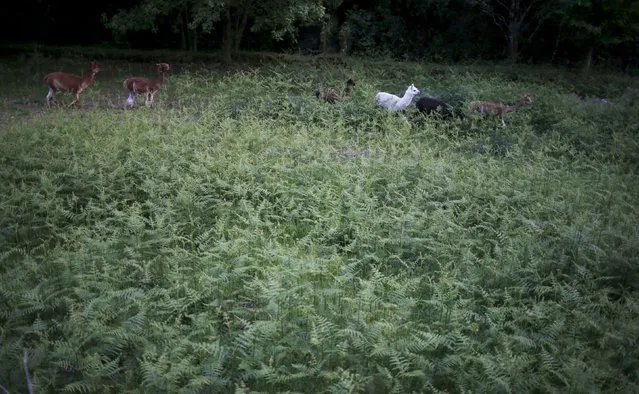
44, 61, 100, 107
469, 94, 533, 127
123, 63, 171, 108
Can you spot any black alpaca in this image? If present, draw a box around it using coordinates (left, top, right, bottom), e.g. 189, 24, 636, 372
416, 97, 454, 119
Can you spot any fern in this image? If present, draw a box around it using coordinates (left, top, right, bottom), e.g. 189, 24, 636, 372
1, 57, 638, 393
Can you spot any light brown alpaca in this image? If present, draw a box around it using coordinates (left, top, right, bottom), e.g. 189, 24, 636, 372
44, 61, 100, 107
316, 78, 356, 103
123, 63, 170, 108
469, 94, 533, 127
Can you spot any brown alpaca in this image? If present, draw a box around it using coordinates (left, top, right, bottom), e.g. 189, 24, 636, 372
343, 78, 356, 97
469, 94, 533, 127
316, 78, 356, 103
44, 61, 100, 107
123, 63, 170, 108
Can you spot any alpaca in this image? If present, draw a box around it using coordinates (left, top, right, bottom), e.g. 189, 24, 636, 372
44, 61, 100, 107
343, 78, 356, 97
416, 96, 454, 119
468, 94, 533, 127
316, 78, 356, 103
123, 63, 170, 108
375, 84, 420, 112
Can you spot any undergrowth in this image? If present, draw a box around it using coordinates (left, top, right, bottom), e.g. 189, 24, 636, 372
0, 54, 638, 393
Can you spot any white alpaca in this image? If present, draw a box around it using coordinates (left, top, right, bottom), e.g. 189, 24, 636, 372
375, 84, 421, 112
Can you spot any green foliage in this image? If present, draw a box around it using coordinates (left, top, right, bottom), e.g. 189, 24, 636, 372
103, 0, 325, 54
1, 55, 638, 393
556, 0, 639, 45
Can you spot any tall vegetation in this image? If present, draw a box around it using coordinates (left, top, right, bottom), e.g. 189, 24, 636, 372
0, 55, 638, 392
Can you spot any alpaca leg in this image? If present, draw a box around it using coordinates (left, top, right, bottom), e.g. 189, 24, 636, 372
500, 118, 506, 128
49, 90, 60, 106
126, 92, 136, 108
401, 114, 411, 127
68, 93, 80, 108
45, 88, 54, 106
145, 93, 151, 107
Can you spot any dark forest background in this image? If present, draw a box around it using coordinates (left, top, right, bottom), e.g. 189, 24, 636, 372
1, 0, 638, 70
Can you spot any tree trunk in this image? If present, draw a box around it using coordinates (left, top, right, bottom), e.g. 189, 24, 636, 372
507, 22, 520, 63
584, 0, 603, 72
182, 7, 198, 52
223, 15, 232, 65
222, 9, 248, 64
339, 24, 350, 55
320, 22, 329, 53
233, 13, 248, 52
551, 21, 563, 64
584, 47, 594, 72
179, 11, 188, 50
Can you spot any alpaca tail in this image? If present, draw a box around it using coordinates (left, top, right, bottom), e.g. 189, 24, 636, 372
315, 89, 321, 99
123, 78, 135, 91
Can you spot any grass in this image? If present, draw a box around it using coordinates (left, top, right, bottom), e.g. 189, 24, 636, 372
1, 50, 638, 393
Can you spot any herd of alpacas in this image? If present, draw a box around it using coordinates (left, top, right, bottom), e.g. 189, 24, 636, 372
43, 60, 533, 127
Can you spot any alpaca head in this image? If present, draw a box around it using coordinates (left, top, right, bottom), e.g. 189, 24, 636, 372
156, 63, 171, 73
344, 79, 356, 96
406, 83, 420, 97
520, 94, 533, 104
89, 61, 100, 75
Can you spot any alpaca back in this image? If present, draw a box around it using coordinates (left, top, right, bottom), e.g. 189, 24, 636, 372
469, 100, 503, 116
417, 97, 454, 119
323, 88, 340, 103
124, 77, 156, 93
123, 77, 138, 91
316, 78, 355, 103
375, 92, 400, 109
44, 72, 83, 92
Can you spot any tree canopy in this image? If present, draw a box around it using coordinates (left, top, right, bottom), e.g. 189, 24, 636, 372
2, 0, 638, 69
103, 0, 325, 63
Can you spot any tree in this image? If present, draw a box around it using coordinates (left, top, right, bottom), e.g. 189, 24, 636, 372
319, 0, 343, 53
555, 0, 639, 71
103, 0, 325, 63
467, 0, 552, 63
103, 0, 206, 52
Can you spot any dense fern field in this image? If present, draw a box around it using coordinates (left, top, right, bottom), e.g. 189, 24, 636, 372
1, 53, 638, 393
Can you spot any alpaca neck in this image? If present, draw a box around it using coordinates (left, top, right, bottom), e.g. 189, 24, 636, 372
158, 70, 165, 86
397, 90, 416, 108
81, 72, 96, 89
505, 99, 526, 113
